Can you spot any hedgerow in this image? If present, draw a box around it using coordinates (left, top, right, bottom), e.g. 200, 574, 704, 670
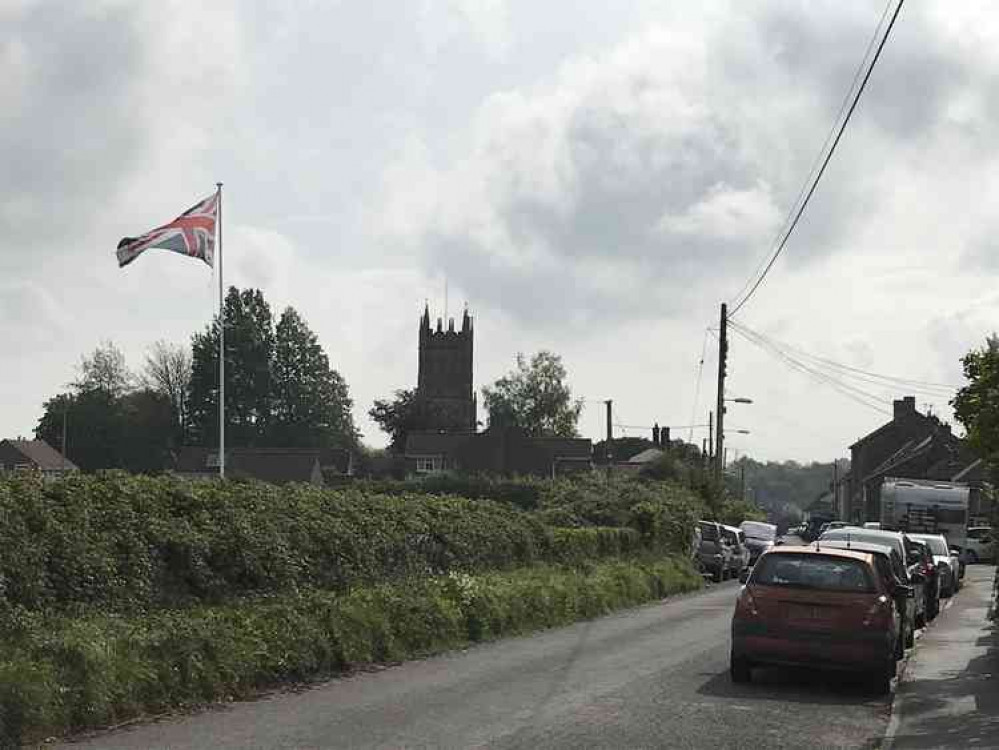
0, 472, 692, 616
0, 556, 701, 747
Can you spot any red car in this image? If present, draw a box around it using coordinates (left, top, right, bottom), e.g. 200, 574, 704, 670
731, 546, 904, 694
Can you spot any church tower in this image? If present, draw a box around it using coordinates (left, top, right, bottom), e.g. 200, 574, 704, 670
417, 303, 476, 432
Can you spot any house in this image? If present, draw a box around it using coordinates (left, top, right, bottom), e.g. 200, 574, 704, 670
174, 447, 327, 485
404, 426, 592, 478
0, 438, 77, 478
847, 396, 991, 522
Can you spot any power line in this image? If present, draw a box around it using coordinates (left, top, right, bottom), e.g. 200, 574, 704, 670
728, 0, 905, 317
688, 327, 711, 442
731, 320, 958, 396
728, 0, 895, 309
729, 320, 892, 415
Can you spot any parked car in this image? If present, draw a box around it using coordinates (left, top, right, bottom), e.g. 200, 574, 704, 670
907, 538, 940, 621
863, 522, 883, 530
909, 533, 959, 598
965, 527, 995, 563
697, 521, 728, 582
740, 521, 777, 564
721, 525, 751, 577
818, 527, 929, 628
819, 539, 915, 655
731, 546, 901, 694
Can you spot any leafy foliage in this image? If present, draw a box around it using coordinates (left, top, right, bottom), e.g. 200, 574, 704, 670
35, 342, 176, 472
188, 287, 275, 448
953, 335, 999, 474
482, 351, 584, 437
0, 557, 700, 746
368, 388, 449, 452
271, 307, 358, 449
187, 288, 357, 451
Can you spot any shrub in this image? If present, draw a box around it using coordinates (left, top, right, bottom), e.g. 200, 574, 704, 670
0, 556, 701, 746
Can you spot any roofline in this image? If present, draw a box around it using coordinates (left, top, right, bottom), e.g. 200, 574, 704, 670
765, 545, 875, 561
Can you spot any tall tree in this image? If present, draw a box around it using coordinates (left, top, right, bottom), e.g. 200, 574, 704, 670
482, 351, 583, 437
953, 335, 999, 468
141, 340, 191, 438
271, 307, 358, 448
188, 287, 275, 447
369, 388, 445, 452
75, 340, 133, 399
35, 342, 174, 472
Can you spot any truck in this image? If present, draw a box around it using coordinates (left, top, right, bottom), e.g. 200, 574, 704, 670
880, 477, 970, 549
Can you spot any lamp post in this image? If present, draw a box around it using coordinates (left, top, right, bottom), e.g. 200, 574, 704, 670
717, 398, 753, 478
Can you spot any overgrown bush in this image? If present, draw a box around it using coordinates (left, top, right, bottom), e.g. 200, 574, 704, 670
0, 557, 701, 747
0, 472, 558, 614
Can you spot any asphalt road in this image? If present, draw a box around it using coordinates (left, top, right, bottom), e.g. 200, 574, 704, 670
57, 577, 894, 750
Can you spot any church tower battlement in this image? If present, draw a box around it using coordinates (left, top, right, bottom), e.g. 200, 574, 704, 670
417, 303, 475, 431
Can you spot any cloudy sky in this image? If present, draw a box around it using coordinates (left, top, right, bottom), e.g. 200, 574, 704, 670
3, 0, 996, 463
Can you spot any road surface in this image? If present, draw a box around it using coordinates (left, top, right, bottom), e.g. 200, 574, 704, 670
58, 579, 892, 750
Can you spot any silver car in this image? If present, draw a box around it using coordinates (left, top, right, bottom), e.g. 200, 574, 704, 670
909, 533, 960, 598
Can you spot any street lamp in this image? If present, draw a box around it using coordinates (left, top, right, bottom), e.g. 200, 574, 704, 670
727, 397, 753, 404
730, 429, 751, 435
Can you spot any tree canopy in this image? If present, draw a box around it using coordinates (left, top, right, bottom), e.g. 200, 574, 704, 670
188, 287, 358, 450
953, 335, 999, 470
482, 351, 583, 437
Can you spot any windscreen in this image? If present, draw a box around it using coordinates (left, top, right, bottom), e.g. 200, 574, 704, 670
699, 523, 718, 541
924, 537, 948, 555
753, 554, 875, 593
741, 521, 776, 541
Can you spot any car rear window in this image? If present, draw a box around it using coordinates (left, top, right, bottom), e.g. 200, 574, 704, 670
753, 554, 875, 593
920, 537, 948, 556
699, 522, 718, 540
742, 522, 776, 541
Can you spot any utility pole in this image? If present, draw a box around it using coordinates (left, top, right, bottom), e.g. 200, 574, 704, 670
605, 399, 613, 477
715, 302, 728, 480
833, 459, 839, 519
62, 405, 68, 470
708, 411, 714, 460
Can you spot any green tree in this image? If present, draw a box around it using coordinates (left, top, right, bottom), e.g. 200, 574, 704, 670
140, 340, 191, 440
482, 351, 583, 437
953, 335, 999, 467
271, 307, 358, 449
188, 287, 275, 447
35, 342, 174, 472
369, 388, 441, 452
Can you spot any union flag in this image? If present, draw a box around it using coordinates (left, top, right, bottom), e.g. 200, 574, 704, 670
116, 191, 218, 268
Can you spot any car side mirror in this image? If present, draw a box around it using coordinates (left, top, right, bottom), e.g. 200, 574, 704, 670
739, 569, 750, 584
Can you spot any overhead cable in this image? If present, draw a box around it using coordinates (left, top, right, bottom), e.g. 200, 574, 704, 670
728, 0, 905, 317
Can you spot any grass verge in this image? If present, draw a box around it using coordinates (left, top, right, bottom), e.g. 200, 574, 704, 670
0, 556, 701, 747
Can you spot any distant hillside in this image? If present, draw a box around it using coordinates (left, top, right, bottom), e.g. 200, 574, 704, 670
728, 457, 849, 531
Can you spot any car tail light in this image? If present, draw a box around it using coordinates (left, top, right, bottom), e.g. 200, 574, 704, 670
735, 588, 759, 619
863, 595, 892, 629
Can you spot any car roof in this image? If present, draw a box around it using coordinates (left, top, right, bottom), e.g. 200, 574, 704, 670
721, 524, 742, 532
816, 539, 895, 557
761, 545, 875, 564
822, 527, 904, 542
907, 533, 946, 542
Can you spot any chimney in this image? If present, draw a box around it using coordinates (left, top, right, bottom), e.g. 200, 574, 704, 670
652, 422, 661, 447
663, 426, 670, 452
893, 396, 916, 420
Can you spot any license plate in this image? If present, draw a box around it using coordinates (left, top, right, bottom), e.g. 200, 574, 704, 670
789, 604, 825, 621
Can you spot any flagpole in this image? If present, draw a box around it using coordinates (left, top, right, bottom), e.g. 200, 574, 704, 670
217, 182, 225, 479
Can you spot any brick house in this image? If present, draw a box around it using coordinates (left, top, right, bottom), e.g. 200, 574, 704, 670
174, 447, 354, 486
404, 426, 592, 478
0, 438, 77, 478
847, 396, 990, 522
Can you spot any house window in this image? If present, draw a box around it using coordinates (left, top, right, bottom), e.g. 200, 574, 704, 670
415, 456, 443, 474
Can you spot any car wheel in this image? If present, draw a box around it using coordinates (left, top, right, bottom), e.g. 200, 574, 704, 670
894, 628, 904, 661
905, 622, 915, 648
713, 565, 724, 583
968, 550, 979, 564
730, 655, 752, 683
870, 661, 895, 695
915, 610, 926, 628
